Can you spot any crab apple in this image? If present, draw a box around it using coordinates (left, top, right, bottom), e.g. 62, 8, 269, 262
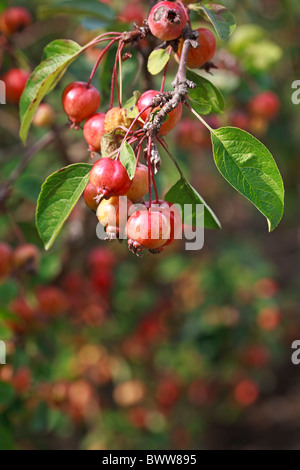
119, 1, 145, 26
145, 200, 182, 246
0, 7, 32, 36
249, 91, 280, 119
84, 182, 99, 212
97, 196, 133, 238
230, 110, 251, 131
13, 244, 40, 274
125, 164, 151, 203
36, 287, 68, 316
148, 1, 187, 41
1, 68, 30, 104
11, 298, 35, 322
12, 368, 31, 394
126, 208, 171, 253
0, 243, 13, 281
62, 81, 100, 127
33, 103, 55, 128
137, 90, 182, 135
234, 380, 259, 407
178, 28, 216, 69
90, 158, 132, 199
83, 112, 105, 152
104, 107, 138, 134
88, 247, 116, 271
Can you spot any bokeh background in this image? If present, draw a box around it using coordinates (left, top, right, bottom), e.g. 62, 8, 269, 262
0, 0, 299, 450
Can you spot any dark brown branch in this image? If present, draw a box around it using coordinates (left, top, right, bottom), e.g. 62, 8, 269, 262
144, 24, 199, 137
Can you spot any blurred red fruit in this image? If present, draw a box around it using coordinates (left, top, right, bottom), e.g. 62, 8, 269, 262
0, 243, 13, 281
119, 1, 145, 25
234, 380, 259, 407
257, 307, 281, 331
36, 287, 68, 316
13, 244, 40, 274
12, 368, 31, 393
0, 7, 32, 36
249, 91, 280, 119
1, 68, 30, 104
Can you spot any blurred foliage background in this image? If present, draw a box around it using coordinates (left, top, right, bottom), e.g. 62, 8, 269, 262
0, 0, 299, 450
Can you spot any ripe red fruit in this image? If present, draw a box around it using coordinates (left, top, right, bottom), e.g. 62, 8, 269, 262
97, 196, 133, 238
84, 182, 99, 212
125, 164, 151, 203
148, 1, 187, 41
249, 91, 280, 119
12, 368, 31, 394
119, 1, 145, 26
230, 110, 251, 131
0, 243, 13, 281
88, 247, 116, 271
11, 298, 35, 322
62, 81, 100, 127
234, 380, 259, 407
36, 287, 68, 316
145, 200, 182, 246
90, 158, 132, 199
126, 208, 171, 254
1, 68, 30, 104
137, 90, 182, 135
178, 28, 216, 69
33, 103, 55, 128
83, 112, 106, 152
0, 7, 32, 36
13, 244, 40, 274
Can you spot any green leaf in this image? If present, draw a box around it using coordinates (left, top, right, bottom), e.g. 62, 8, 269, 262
0, 425, 14, 450
187, 70, 225, 115
19, 39, 84, 144
164, 177, 221, 229
0, 383, 15, 407
193, 3, 236, 40
123, 91, 141, 119
38, 0, 114, 23
147, 49, 170, 76
119, 142, 137, 180
36, 163, 92, 250
211, 127, 284, 231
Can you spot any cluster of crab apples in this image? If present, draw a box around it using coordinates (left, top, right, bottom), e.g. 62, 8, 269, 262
60, 1, 220, 256
62, 81, 184, 256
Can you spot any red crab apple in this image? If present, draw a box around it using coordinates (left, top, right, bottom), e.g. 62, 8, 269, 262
97, 196, 133, 238
126, 207, 171, 254
84, 182, 99, 212
249, 91, 280, 119
145, 200, 182, 246
125, 164, 151, 203
137, 90, 182, 135
83, 112, 106, 152
178, 28, 217, 69
90, 158, 132, 199
62, 81, 100, 127
1, 68, 30, 104
119, 1, 145, 26
234, 380, 259, 407
13, 244, 40, 274
0, 243, 13, 281
36, 287, 68, 316
148, 1, 187, 41
0, 7, 32, 36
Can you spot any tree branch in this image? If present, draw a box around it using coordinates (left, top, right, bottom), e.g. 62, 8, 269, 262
144, 24, 199, 137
